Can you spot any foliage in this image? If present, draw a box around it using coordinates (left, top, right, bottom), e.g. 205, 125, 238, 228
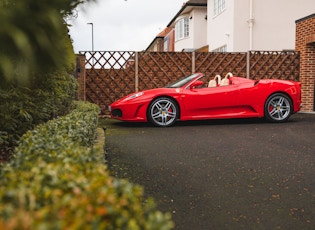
0, 101, 174, 229
10, 101, 100, 167
0, 0, 95, 87
0, 71, 78, 155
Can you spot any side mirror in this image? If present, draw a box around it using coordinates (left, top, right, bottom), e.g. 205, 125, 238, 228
190, 80, 204, 89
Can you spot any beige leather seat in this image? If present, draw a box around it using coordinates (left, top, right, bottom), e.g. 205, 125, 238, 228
208, 75, 221, 87
221, 72, 233, 86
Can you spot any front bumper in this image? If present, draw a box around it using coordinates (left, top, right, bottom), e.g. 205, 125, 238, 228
108, 102, 148, 122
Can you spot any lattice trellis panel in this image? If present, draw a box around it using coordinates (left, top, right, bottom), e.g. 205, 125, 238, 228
85, 68, 135, 113
138, 52, 193, 90
195, 52, 247, 81
80, 51, 136, 69
249, 51, 300, 81
79, 51, 136, 114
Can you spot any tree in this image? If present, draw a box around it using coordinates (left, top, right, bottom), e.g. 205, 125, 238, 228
0, 0, 95, 158
0, 0, 95, 87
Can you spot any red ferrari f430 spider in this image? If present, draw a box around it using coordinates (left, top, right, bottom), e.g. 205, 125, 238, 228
109, 73, 301, 127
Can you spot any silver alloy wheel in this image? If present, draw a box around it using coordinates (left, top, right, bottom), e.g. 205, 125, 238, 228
149, 98, 177, 127
266, 94, 291, 121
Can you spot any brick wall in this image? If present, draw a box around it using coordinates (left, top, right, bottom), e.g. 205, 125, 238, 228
296, 14, 315, 111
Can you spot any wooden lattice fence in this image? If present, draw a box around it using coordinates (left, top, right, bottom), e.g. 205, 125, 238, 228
77, 51, 300, 115
248, 51, 300, 80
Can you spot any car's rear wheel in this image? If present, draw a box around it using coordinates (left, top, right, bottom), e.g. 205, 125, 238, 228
264, 93, 292, 122
148, 97, 178, 127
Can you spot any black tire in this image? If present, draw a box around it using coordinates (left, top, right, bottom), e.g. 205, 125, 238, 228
147, 97, 178, 127
264, 93, 293, 122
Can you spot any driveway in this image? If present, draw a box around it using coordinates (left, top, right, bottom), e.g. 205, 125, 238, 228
102, 113, 315, 230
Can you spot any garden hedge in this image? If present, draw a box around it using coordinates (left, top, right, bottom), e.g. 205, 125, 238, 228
0, 71, 78, 158
0, 101, 174, 229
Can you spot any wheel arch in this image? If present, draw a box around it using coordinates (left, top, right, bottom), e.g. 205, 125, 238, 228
264, 91, 294, 122
146, 95, 181, 120
265, 91, 293, 108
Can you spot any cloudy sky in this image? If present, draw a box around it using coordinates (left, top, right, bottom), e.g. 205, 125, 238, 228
68, 0, 186, 52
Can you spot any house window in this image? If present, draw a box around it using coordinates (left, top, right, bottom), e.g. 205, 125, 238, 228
214, 0, 225, 16
212, 45, 227, 52
175, 17, 189, 41
164, 39, 169, 51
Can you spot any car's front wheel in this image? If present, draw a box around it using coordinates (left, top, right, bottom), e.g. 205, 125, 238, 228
148, 97, 178, 127
264, 93, 293, 122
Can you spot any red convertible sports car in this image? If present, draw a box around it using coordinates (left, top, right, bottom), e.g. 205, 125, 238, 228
109, 73, 301, 127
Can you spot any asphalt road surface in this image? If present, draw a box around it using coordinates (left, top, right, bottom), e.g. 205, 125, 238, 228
103, 113, 315, 230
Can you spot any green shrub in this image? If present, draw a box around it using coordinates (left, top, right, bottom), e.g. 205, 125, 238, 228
0, 71, 78, 155
0, 101, 174, 229
10, 101, 99, 167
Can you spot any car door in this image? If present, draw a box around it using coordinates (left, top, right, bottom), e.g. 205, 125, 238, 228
181, 85, 240, 118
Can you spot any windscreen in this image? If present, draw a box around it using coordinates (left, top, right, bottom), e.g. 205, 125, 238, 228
165, 73, 200, 88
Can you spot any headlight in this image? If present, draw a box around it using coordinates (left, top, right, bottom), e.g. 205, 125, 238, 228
123, 92, 144, 101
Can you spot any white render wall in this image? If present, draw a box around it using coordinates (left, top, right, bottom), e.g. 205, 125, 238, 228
251, 0, 315, 51
191, 8, 208, 49
232, 0, 250, 51
175, 14, 193, 51
207, 0, 235, 51
174, 8, 208, 51
207, 0, 315, 52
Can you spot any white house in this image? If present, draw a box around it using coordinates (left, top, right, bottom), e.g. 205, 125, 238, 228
166, 0, 208, 52
208, 0, 315, 52
164, 0, 315, 52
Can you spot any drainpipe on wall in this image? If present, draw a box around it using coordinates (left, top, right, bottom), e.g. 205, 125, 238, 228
248, 0, 254, 50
